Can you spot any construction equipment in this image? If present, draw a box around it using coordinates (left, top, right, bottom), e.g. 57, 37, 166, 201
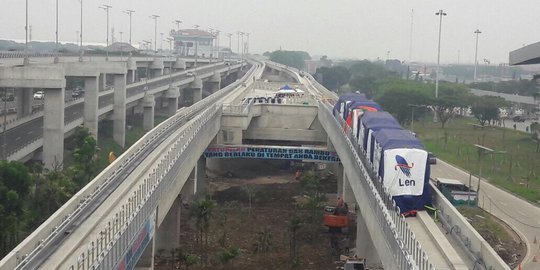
323, 204, 349, 230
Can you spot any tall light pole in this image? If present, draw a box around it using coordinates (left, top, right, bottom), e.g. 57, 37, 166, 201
435, 9, 447, 99
215, 30, 221, 59
174, 20, 182, 32
245, 32, 250, 54
240, 32, 245, 58
55, 0, 59, 51
123, 9, 135, 46
474, 29, 482, 82
79, 0, 83, 61
160, 32, 164, 52
150, 15, 160, 54
24, 0, 29, 64
99, 4, 112, 60
236, 31, 241, 55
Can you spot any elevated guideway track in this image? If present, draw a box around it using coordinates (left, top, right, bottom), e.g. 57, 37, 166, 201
0, 60, 263, 270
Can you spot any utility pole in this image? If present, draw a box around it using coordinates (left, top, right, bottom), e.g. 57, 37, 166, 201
124, 9, 135, 45
435, 9, 447, 99
150, 15, 160, 54
474, 29, 482, 81
79, 0, 83, 61
99, 4, 112, 60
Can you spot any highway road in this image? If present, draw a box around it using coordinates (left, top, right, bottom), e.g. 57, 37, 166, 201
431, 160, 540, 270
0, 62, 230, 158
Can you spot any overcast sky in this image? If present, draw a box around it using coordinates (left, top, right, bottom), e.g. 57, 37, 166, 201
1, 0, 538, 64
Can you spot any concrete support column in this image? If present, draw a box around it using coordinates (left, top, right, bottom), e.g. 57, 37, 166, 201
194, 156, 207, 198
164, 85, 180, 116
83, 76, 99, 138
43, 87, 65, 170
149, 58, 164, 78
190, 78, 203, 104
207, 73, 221, 94
356, 209, 382, 266
126, 69, 135, 84
127, 55, 137, 84
343, 174, 355, 208
15, 88, 33, 118
142, 94, 155, 131
135, 236, 155, 268
156, 195, 182, 252
113, 74, 127, 147
99, 73, 107, 91
173, 58, 186, 71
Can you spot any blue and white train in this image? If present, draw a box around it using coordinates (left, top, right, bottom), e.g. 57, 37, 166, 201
333, 93, 432, 216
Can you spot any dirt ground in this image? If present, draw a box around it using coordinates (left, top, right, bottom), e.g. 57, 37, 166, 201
155, 171, 355, 270
457, 206, 526, 269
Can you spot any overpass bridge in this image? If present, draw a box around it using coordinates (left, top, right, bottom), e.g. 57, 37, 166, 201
0, 59, 510, 270
0, 55, 245, 168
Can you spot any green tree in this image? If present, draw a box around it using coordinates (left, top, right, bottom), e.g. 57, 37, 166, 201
470, 96, 508, 126
315, 66, 351, 91
288, 211, 303, 265
0, 160, 32, 256
299, 170, 327, 223
268, 50, 311, 69
218, 247, 241, 269
191, 198, 216, 265
69, 126, 98, 188
431, 83, 472, 129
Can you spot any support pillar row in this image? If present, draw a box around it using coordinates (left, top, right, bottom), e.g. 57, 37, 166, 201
164, 86, 180, 116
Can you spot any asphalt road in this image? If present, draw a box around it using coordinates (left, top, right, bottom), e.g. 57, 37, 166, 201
431, 160, 540, 270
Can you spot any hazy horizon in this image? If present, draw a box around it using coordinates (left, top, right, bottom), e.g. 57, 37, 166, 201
1, 1, 538, 65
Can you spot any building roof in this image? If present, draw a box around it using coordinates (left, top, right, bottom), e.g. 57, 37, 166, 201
106, 42, 137, 52
509, 41, 540, 65
170, 29, 214, 38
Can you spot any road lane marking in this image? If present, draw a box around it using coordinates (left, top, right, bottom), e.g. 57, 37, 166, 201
517, 210, 527, 216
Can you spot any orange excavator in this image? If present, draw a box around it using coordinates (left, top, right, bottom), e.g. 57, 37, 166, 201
323, 197, 349, 231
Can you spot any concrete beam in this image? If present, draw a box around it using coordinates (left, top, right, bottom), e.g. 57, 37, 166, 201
60, 62, 126, 77
243, 128, 326, 142
0, 66, 65, 89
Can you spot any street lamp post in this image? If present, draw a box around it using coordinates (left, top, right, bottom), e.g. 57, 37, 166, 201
123, 9, 135, 46
160, 32, 164, 52
79, 0, 83, 61
245, 32, 250, 55
240, 32, 245, 58
474, 29, 482, 81
150, 15, 160, 54
435, 9, 447, 99
99, 4, 112, 60
54, 0, 59, 63
174, 20, 182, 31
236, 31, 241, 55
24, 0, 29, 64
227, 33, 232, 58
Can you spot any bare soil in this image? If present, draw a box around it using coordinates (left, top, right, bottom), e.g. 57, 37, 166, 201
156, 172, 354, 270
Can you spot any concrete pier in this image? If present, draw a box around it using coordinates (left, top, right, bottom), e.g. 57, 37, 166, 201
15, 88, 33, 118
164, 85, 180, 116
142, 94, 155, 131
190, 78, 203, 104
113, 74, 127, 147
43, 87, 65, 169
83, 76, 99, 138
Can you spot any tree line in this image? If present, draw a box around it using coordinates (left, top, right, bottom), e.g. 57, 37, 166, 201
314, 60, 511, 129
0, 126, 98, 257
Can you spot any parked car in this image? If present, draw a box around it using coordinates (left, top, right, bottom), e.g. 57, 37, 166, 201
71, 88, 84, 98
33, 90, 44, 100
428, 152, 437, 165
186, 71, 196, 77
513, 115, 526, 122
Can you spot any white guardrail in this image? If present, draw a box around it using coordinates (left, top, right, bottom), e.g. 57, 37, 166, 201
429, 182, 510, 270
0, 59, 259, 270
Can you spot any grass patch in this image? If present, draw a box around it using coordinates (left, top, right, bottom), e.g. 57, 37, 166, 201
413, 116, 540, 203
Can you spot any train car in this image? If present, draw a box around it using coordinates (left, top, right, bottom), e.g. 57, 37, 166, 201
344, 100, 383, 134
358, 112, 401, 162
371, 129, 431, 215
333, 93, 366, 119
